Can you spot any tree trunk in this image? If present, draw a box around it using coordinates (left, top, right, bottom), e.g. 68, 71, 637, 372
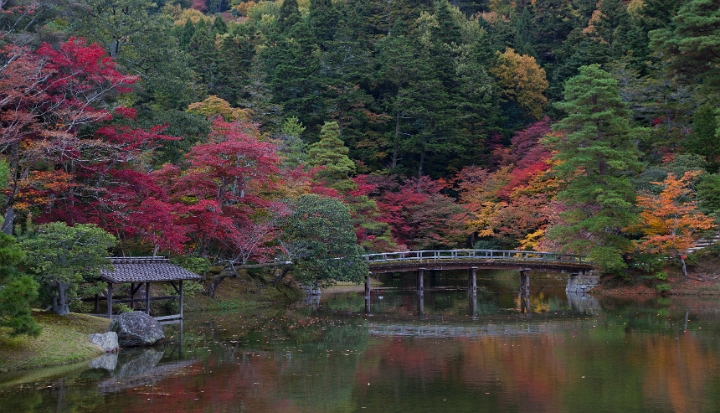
273, 268, 291, 287
392, 111, 400, 169
53, 281, 70, 316
1, 206, 14, 234
1, 142, 19, 234
680, 256, 688, 278
206, 265, 238, 299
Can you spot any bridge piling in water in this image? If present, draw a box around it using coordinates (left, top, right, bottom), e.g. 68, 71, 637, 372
468, 294, 477, 316
365, 274, 371, 298
519, 268, 531, 314
365, 273, 371, 314
417, 268, 425, 295
468, 267, 477, 295
519, 269, 531, 296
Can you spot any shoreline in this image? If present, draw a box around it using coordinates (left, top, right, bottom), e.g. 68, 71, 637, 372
5, 259, 720, 374
0, 312, 110, 374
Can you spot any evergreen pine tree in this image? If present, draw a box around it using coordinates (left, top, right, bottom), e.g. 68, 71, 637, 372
279, 116, 308, 169
688, 104, 720, 171
0, 234, 40, 337
650, 0, 720, 93
545, 64, 645, 273
188, 23, 219, 91
179, 18, 195, 49
307, 121, 357, 191
279, 0, 301, 30
212, 14, 228, 36
262, 22, 322, 127
309, 0, 339, 47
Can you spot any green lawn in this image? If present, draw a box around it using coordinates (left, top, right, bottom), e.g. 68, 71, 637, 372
0, 311, 110, 373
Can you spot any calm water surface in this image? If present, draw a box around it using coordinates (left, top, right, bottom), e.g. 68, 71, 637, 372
2, 272, 720, 413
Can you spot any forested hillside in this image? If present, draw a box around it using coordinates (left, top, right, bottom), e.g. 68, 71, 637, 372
1, 0, 720, 314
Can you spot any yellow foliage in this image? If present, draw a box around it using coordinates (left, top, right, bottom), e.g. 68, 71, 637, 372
174, 8, 207, 25
187, 96, 252, 122
490, 48, 549, 119
627, 0, 644, 15
235, 1, 256, 16
468, 201, 508, 237
519, 229, 545, 251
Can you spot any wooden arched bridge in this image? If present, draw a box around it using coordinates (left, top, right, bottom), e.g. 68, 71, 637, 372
363, 249, 593, 273
360, 250, 595, 309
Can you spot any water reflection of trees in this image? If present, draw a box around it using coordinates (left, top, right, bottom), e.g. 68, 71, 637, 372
5, 294, 720, 412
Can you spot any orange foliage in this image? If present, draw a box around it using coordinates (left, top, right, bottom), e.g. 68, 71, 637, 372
13, 170, 73, 211
634, 171, 716, 257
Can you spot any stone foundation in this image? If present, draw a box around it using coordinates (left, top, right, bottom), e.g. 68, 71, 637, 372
565, 273, 600, 294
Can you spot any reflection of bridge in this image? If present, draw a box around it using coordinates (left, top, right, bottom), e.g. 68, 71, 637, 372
361, 250, 596, 310
367, 320, 594, 338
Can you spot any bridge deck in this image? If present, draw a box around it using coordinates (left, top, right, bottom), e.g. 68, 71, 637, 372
364, 249, 594, 273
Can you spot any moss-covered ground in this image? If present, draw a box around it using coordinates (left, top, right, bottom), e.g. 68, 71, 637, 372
0, 312, 110, 373
183, 269, 303, 312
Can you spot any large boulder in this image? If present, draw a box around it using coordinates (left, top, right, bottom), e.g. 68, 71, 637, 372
109, 312, 165, 347
89, 331, 120, 353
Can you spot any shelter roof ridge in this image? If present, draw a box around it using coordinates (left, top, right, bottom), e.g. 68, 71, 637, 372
100, 257, 202, 283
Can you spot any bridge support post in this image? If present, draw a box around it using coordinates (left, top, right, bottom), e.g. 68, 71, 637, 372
417, 268, 425, 295
519, 268, 531, 314
417, 294, 425, 316
468, 267, 477, 295
365, 273, 371, 315
519, 269, 531, 296
468, 294, 477, 317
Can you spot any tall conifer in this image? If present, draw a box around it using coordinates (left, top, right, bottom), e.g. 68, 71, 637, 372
545, 64, 645, 273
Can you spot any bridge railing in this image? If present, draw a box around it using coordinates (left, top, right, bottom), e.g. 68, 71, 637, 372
364, 249, 588, 264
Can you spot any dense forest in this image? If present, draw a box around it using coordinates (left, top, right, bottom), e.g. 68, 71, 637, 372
1, 0, 720, 328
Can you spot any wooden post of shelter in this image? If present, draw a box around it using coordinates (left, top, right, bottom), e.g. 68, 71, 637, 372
417, 268, 425, 295
107, 282, 113, 318
129, 283, 135, 311
145, 282, 150, 315
179, 280, 184, 320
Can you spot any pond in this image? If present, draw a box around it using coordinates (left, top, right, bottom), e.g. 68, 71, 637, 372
2, 271, 720, 413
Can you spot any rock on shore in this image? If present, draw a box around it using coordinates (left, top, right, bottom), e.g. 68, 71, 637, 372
109, 312, 164, 347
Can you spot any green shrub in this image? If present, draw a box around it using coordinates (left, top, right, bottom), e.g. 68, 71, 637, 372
170, 257, 211, 276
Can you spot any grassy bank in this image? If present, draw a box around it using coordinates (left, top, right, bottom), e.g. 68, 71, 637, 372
0, 312, 110, 373
594, 246, 720, 296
